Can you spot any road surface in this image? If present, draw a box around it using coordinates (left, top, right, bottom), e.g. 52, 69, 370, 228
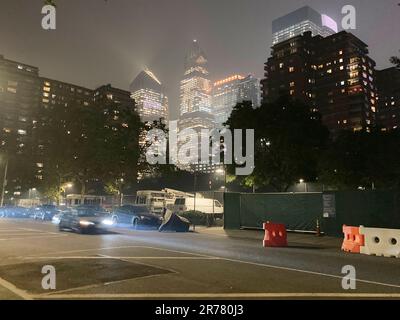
0, 218, 400, 299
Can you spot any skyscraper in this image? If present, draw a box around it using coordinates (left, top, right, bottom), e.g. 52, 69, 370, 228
212, 74, 260, 126
179, 40, 212, 116
272, 6, 338, 45
178, 40, 215, 173
0, 55, 41, 197
262, 31, 377, 134
130, 69, 168, 123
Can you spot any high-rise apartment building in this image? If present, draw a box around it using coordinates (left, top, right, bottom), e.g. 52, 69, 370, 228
262, 31, 377, 134
130, 69, 168, 123
94, 84, 134, 110
272, 6, 338, 45
212, 74, 260, 126
0, 55, 41, 196
376, 67, 400, 131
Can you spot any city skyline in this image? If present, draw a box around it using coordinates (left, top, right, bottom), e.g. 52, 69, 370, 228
0, 0, 399, 120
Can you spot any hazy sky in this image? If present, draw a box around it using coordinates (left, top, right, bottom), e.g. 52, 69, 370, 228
1, 0, 399, 119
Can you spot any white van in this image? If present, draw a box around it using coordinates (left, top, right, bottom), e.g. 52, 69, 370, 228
173, 197, 224, 215
135, 189, 197, 214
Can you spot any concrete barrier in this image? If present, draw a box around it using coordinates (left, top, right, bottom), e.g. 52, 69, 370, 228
359, 226, 400, 258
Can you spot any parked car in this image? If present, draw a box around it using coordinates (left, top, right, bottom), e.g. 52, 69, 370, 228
32, 205, 59, 221
0, 206, 30, 218
111, 205, 163, 229
58, 205, 113, 234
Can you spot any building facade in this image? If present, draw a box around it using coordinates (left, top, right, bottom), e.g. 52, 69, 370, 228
178, 40, 217, 173
0, 55, 41, 198
179, 40, 212, 117
272, 6, 338, 45
262, 31, 377, 134
130, 69, 168, 124
212, 75, 260, 126
376, 67, 400, 131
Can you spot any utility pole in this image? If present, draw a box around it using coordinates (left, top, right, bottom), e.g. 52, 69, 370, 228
1, 157, 9, 207
193, 171, 197, 213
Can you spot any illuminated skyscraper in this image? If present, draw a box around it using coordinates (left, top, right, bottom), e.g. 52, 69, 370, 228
213, 74, 260, 126
180, 40, 212, 116
178, 40, 216, 173
130, 69, 168, 123
272, 6, 338, 45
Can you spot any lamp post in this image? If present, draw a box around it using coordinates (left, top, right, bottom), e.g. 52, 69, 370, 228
62, 183, 73, 205
216, 167, 227, 193
299, 179, 308, 193
0, 156, 9, 207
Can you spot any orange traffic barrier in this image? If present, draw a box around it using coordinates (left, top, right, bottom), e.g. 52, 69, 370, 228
341, 225, 365, 253
263, 222, 288, 247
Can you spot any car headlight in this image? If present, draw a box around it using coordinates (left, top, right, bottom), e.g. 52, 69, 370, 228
79, 220, 95, 226
101, 219, 114, 226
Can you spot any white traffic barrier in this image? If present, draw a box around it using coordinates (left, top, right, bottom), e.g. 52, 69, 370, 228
359, 226, 400, 258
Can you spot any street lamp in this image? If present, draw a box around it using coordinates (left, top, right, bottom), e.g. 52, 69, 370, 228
0, 155, 8, 207
62, 183, 73, 205
216, 168, 227, 193
299, 179, 308, 193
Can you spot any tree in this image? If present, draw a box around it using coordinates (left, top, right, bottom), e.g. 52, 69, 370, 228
36, 99, 142, 200
318, 129, 400, 190
226, 96, 329, 192
391, 55, 400, 69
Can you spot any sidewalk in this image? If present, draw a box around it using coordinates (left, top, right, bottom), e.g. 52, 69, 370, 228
195, 226, 342, 249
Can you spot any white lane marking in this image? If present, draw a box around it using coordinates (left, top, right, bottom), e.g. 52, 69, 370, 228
0, 232, 55, 236
32, 293, 400, 299
0, 235, 68, 241
0, 229, 38, 232
23, 245, 210, 258
0, 276, 33, 300
116, 245, 400, 290
219, 256, 400, 289
21, 256, 220, 260
20, 244, 400, 289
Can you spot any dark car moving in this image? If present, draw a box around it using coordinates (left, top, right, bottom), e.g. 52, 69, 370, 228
111, 205, 162, 229
59, 205, 113, 234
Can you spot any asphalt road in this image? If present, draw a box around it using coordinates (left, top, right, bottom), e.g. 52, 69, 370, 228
1, 218, 400, 300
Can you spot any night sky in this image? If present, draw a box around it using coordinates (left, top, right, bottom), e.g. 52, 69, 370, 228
1, 0, 399, 119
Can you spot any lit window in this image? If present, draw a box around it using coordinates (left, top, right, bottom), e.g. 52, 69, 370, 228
289, 67, 295, 73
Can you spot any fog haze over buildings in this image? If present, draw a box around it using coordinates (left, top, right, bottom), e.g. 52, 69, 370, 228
0, 0, 399, 119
